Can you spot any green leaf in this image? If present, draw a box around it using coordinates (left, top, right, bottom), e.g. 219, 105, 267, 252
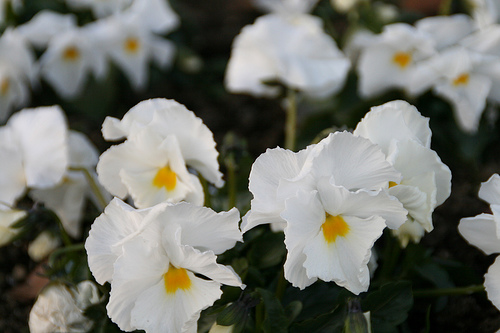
255, 288, 289, 333
289, 306, 344, 333
362, 281, 413, 332
248, 232, 286, 269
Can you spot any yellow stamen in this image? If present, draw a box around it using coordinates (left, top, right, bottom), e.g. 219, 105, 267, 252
153, 165, 177, 191
62, 46, 80, 61
322, 214, 350, 244
124, 37, 140, 54
0, 78, 9, 96
452, 73, 470, 86
392, 51, 412, 69
164, 265, 191, 294
389, 181, 398, 188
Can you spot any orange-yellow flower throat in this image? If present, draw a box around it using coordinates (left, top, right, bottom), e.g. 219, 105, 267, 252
153, 165, 177, 191
164, 265, 192, 294
322, 214, 350, 243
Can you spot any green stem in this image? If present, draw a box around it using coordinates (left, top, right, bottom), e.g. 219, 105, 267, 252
199, 175, 212, 209
226, 154, 237, 210
284, 89, 297, 151
439, 0, 453, 15
379, 232, 401, 282
255, 302, 264, 333
413, 285, 485, 298
275, 267, 287, 301
48, 243, 85, 268
70, 167, 108, 211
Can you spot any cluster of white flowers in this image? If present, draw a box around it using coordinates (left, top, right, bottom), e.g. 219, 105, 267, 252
225, 0, 350, 99
82, 98, 245, 332
352, 10, 500, 133
459, 174, 500, 311
0, 0, 179, 119
242, 100, 451, 294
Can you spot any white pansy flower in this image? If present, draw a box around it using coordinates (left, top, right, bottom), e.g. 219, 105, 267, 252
0, 106, 68, 205
97, 128, 205, 208
281, 182, 405, 294
29, 281, 100, 333
225, 14, 350, 99
0, 204, 26, 246
102, 98, 224, 188
39, 27, 107, 99
30, 131, 109, 238
354, 100, 452, 245
98, 15, 175, 91
86, 199, 243, 332
412, 47, 491, 133
357, 23, 435, 98
65, 0, 132, 18
242, 131, 404, 233
470, 0, 500, 29
16, 10, 78, 48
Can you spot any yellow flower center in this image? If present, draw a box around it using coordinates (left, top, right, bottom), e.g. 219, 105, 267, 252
322, 214, 350, 244
153, 165, 177, 191
124, 37, 140, 54
452, 73, 470, 86
392, 51, 412, 69
0, 78, 9, 96
163, 265, 191, 294
62, 46, 80, 61
389, 181, 398, 188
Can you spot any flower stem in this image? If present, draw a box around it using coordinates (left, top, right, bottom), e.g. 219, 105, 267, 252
284, 88, 297, 151
413, 285, 485, 298
225, 153, 237, 210
70, 167, 108, 211
199, 175, 212, 209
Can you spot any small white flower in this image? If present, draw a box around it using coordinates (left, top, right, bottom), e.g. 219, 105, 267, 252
225, 13, 350, 98
101, 98, 224, 188
98, 15, 175, 90
29, 281, 100, 333
411, 47, 491, 133
354, 100, 452, 245
126, 0, 180, 35
0, 106, 69, 205
357, 23, 435, 98
39, 27, 107, 98
86, 198, 243, 332
97, 128, 205, 208
281, 182, 404, 294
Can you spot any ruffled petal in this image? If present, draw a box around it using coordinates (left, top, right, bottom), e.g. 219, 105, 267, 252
458, 214, 500, 255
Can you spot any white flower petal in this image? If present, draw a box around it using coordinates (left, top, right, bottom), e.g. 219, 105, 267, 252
479, 173, 500, 205
317, 182, 407, 229
485, 256, 500, 311
354, 100, 431, 150
458, 214, 500, 255
312, 131, 401, 191
302, 215, 386, 295
85, 198, 156, 284
8, 106, 68, 189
